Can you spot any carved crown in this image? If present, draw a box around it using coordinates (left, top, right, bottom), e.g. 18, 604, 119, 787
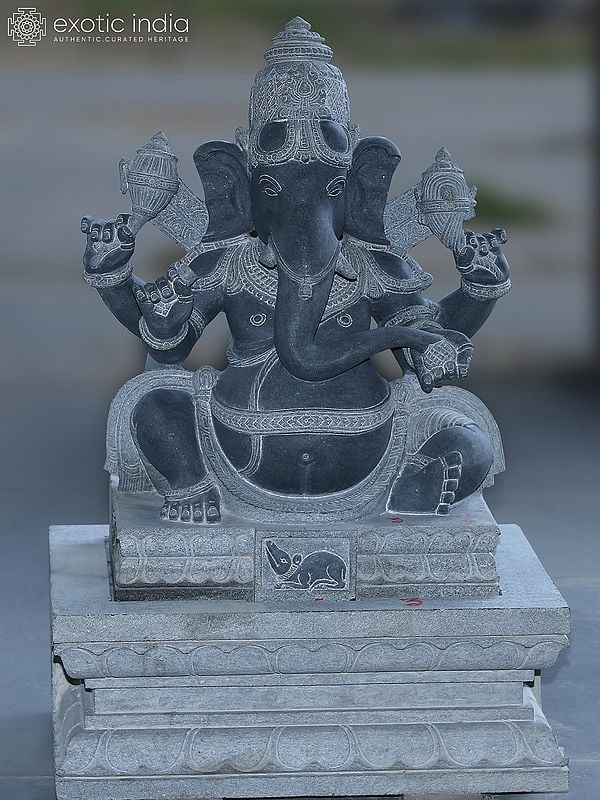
245, 18, 353, 169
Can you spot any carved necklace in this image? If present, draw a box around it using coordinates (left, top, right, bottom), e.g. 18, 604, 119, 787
225, 238, 363, 320
271, 239, 342, 300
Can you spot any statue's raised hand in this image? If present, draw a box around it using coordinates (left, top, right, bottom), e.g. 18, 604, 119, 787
408, 329, 474, 393
81, 214, 135, 276
133, 272, 194, 345
454, 228, 511, 287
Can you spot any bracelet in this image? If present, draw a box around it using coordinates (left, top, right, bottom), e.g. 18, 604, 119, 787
138, 317, 189, 351
188, 307, 207, 337
383, 301, 440, 328
461, 276, 511, 301
412, 319, 444, 331
83, 261, 133, 288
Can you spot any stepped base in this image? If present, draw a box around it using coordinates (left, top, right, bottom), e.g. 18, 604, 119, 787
50, 523, 569, 800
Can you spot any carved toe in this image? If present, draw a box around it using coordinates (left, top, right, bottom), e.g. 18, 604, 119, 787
206, 503, 221, 524
192, 502, 204, 523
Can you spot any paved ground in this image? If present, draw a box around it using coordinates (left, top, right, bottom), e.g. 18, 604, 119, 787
0, 60, 597, 800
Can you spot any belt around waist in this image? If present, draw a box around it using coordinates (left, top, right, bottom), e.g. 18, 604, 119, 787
210, 394, 394, 436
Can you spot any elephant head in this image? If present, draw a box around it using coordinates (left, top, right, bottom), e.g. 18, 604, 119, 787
250, 120, 350, 301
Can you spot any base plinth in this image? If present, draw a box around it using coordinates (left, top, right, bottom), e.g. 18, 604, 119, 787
110, 492, 501, 601
50, 522, 569, 800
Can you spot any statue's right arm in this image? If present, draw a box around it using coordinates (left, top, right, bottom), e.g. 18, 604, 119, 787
82, 214, 143, 333
96, 274, 144, 336
133, 272, 223, 366
81, 216, 224, 365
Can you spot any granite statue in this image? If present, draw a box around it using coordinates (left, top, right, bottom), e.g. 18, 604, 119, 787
81, 17, 511, 528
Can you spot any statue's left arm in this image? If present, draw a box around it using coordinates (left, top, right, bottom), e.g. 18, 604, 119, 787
370, 228, 510, 391
369, 249, 474, 393
437, 228, 511, 337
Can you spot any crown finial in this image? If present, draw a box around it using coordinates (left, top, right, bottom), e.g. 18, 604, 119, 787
141, 131, 176, 158
287, 16, 311, 30
264, 16, 332, 64
434, 146, 459, 169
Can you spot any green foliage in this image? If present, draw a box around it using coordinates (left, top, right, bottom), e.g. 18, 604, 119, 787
472, 181, 552, 227
346, 29, 589, 68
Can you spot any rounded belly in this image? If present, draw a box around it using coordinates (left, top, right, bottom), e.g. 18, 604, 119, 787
211, 359, 393, 494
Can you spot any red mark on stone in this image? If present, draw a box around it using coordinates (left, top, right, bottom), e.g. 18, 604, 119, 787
402, 598, 423, 606
314, 597, 324, 602
390, 517, 404, 523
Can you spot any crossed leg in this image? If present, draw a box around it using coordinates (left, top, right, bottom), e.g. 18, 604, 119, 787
388, 421, 494, 515
131, 388, 221, 523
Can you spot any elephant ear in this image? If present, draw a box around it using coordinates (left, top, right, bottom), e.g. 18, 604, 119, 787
345, 137, 401, 246
193, 141, 252, 241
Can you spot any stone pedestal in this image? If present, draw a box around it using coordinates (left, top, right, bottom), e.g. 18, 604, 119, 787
50, 522, 569, 800
110, 492, 501, 601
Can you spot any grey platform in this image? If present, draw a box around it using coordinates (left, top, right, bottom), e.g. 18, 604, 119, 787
50, 522, 569, 800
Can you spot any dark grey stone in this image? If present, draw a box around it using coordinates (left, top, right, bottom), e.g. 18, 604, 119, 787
81, 16, 510, 552
256, 531, 356, 601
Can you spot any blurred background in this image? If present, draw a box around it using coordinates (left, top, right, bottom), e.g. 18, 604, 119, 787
0, 1, 597, 798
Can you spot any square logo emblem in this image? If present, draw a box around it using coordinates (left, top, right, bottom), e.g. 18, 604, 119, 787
7, 8, 46, 46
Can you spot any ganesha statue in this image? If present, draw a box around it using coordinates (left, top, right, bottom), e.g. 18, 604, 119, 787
81, 18, 511, 580
52, 22, 572, 800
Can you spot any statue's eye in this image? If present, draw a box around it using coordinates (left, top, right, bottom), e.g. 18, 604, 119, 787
320, 121, 349, 153
259, 174, 282, 197
258, 121, 287, 152
326, 176, 346, 197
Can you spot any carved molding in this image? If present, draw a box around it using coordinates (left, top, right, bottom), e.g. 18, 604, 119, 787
358, 526, 499, 555
114, 555, 254, 587
358, 553, 497, 584
117, 529, 254, 558
55, 636, 569, 680
58, 719, 566, 776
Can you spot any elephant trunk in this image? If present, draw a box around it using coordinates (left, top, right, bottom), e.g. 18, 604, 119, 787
270, 214, 344, 380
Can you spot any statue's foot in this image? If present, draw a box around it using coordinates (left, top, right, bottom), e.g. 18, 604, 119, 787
160, 485, 221, 524
388, 451, 462, 515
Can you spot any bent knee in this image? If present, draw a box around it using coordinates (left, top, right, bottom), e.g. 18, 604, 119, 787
132, 388, 194, 432
461, 425, 494, 473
